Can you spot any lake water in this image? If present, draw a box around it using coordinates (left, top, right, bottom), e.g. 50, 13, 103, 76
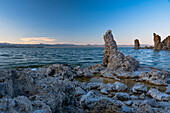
0, 47, 169, 71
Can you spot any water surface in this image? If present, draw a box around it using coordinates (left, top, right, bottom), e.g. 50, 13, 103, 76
0, 47, 169, 71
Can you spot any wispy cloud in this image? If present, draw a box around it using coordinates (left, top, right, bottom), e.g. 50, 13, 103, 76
19, 37, 57, 44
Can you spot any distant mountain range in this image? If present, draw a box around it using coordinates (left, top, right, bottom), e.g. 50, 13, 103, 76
0, 43, 151, 48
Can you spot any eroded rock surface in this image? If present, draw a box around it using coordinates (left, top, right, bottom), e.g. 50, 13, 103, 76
140, 69, 169, 85
102, 30, 139, 72
154, 33, 170, 51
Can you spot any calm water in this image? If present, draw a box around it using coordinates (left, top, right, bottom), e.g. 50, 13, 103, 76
0, 47, 169, 71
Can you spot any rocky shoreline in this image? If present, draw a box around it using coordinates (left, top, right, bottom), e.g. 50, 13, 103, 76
0, 30, 169, 113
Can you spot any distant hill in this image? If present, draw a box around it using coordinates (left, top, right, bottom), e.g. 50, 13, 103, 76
0, 43, 152, 48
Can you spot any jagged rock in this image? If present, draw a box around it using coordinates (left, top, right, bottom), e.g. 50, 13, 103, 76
162, 36, 170, 50
139, 93, 145, 99
124, 100, 133, 106
87, 64, 106, 74
147, 88, 170, 101
132, 82, 147, 94
100, 88, 108, 95
102, 30, 139, 71
140, 70, 169, 85
130, 95, 139, 100
134, 39, 140, 49
114, 82, 127, 91
121, 106, 131, 113
75, 87, 86, 97
153, 33, 162, 50
0, 96, 52, 113
114, 92, 130, 101
73, 66, 93, 77
153, 33, 170, 51
80, 91, 122, 112
46, 64, 76, 80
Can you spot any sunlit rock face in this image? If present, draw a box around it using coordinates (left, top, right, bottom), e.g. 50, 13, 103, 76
102, 30, 139, 71
162, 36, 170, 50
153, 33, 170, 51
134, 39, 140, 49
153, 33, 162, 50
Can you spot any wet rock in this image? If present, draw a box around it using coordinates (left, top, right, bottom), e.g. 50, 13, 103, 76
140, 70, 169, 85
132, 82, 147, 94
147, 88, 170, 101
100, 69, 120, 80
102, 30, 139, 71
114, 92, 130, 101
134, 39, 140, 49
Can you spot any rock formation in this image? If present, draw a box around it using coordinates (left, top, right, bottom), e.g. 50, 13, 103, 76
134, 39, 140, 49
153, 33, 163, 50
102, 30, 139, 71
162, 36, 170, 50
153, 33, 170, 51
0, 30, 169, 113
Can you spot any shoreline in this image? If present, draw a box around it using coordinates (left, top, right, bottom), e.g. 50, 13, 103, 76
0, 30, 169, 113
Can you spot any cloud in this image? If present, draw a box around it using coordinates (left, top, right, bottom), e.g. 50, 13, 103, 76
19, 37, 57, 44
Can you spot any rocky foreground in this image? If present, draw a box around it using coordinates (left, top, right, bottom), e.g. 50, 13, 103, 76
0, 30, 170, 113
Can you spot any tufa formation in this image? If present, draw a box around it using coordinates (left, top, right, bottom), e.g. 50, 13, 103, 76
102, 30, 139, 71
134, 39, 140, 49
153, 33, 170, 51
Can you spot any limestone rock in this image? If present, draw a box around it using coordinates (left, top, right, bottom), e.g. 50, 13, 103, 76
134, 39, 140, 49
102, 30, 139, 71
0, 96, 52, 113
140, 70, 169, 85
114, 92, 130, 101
147, 88, 170, 101
153, 33, 162, 50
153, 33, 170, 51
132, 82, 147, 94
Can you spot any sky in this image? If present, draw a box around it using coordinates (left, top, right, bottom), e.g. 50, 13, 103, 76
0, 0, 170, 45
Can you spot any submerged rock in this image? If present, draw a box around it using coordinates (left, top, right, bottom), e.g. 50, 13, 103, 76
134, 39, 140, 49
102, 30, 139, 71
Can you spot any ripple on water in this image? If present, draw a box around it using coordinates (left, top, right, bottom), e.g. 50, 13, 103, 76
0, 47, 169, 71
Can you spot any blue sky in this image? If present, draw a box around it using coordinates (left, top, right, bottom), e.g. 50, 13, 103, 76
0, 0, 170, 45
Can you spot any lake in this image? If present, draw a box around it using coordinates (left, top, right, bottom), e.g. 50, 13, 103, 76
0, 47, 169, 71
